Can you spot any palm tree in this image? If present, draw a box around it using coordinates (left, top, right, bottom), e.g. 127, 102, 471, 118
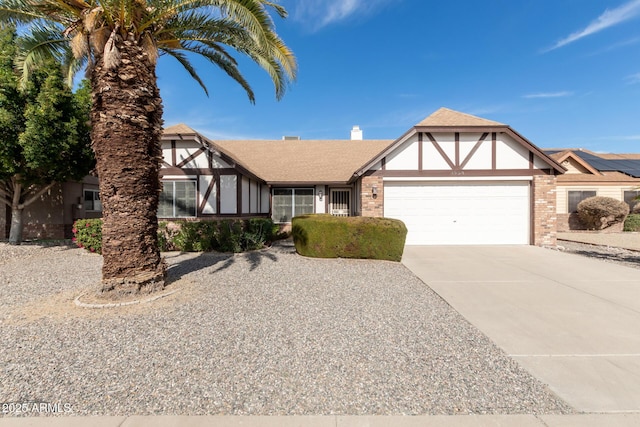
0, 0, 296, 297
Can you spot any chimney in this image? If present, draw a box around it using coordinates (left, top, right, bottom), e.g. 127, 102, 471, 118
351, 125, 363, 140
282, 136, 300, 140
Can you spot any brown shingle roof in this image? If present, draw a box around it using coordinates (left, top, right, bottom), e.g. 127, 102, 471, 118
214, 139, 394, 184
416, 107, 505, 127
557, 171, 640, 183
163, 123, 198, 135
162, 124, 394, 183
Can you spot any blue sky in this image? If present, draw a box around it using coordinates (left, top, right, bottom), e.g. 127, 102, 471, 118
158, 0, 640, 152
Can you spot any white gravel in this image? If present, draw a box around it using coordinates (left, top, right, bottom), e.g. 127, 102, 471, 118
0, 241, 572, 416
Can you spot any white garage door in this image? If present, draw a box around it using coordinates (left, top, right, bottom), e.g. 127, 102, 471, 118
384, 181, 530, 245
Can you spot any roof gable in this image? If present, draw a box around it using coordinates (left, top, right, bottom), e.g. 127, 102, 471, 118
547, 149, 640, 178
547, 150, 601, 175
163, 123, 198, 136
416, 107, 505, 127
357, 108, 564, 175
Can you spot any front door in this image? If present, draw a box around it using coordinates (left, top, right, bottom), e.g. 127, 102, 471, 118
330, 189, 351, 216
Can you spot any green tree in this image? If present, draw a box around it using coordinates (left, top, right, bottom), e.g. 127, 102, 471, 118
0, 0, 296, 297
0, 26, 93, 244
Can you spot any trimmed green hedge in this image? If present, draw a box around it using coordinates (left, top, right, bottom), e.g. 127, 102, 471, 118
292, 214, 407, 261
624, 214, 640, 232
73, 218, 279, 254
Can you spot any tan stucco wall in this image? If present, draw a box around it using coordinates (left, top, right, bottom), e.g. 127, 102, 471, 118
22, 184, 65, 239
556, 184, 639, 214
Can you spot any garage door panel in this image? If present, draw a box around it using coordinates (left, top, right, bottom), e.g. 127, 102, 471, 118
384, 182, 530, 245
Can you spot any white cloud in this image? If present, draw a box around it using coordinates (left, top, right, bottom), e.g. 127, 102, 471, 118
523, 91, 573, 99
626, 72, 640, 84
287, 0, 395, 31
545, 0, 640, 52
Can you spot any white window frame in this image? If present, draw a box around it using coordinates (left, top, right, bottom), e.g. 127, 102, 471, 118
159, 180, 197, 218
83, 189, 102, 212
272, 188, 315, 223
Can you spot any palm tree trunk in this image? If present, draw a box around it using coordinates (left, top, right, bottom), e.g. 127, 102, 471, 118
90, 35, 165, 296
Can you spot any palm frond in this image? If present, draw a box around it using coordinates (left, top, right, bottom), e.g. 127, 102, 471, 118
159, 48, 210, 96
15, 23, 72, 85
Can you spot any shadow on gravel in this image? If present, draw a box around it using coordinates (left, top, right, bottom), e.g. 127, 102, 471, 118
574, 250, 640, 265
164, 247, 284, 282
210, 250, 279, 273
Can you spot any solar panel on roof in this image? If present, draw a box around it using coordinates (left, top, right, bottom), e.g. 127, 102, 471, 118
574, 151, 640, 177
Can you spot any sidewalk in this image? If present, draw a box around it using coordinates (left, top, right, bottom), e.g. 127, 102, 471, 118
558, 231, 640, 251
2, 414, 640, 427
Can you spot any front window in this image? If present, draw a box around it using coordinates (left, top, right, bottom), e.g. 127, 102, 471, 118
568, 190, 596, 213
624, 190, 640, 210
272, 188, 314, 223
84, 189, 101, 212
159, 181, 196, 217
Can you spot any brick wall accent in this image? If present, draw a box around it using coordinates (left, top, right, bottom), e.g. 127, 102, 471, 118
360, 175, 384, 217
532, 174, 557, 247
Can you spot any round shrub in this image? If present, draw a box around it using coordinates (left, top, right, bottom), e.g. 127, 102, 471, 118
576, 196, 629, 230
632, 202, 640, 215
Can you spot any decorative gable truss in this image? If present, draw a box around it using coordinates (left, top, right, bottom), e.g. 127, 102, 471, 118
160, 132, 269, 218
369, 128, 560, 177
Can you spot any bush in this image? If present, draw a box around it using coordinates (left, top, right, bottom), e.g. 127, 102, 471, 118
158, 218, 279, 253
631, 202, 640, 214
576, 196, 629, 230
76, 218, 279, 254
72, 218, 103, 254
292, 214, 407, 261
624, 214, 640, 232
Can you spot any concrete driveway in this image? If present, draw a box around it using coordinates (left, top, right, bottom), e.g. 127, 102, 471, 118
402, 245, 640, 413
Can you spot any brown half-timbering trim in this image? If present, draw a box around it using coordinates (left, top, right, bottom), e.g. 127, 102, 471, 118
418, 132, 423, 171
529, 152, 534, 170
236, 173, 242, 215
460, 132, 489, 170
161, 160, 173, 168
160, 167, 239, 176
455, 132, 460, 168
381, 157, 386, 170
415, 125, 509, 134
371, 169, 552, 177
171, 140, 177, 166
198, 177, 217, 214
176, 147, 206, 168
491, 132, 497, 170
426, 133, 456, 170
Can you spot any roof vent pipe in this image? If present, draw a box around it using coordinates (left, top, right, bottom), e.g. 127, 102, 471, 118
351, 125, 363, 140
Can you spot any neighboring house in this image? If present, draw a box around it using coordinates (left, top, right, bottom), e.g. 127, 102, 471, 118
162, 108, 566, 246
1, 175, 101, 240
545, 149, 640, 231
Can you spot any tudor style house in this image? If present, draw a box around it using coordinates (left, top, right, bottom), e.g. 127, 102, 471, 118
20, 107, 630, 245
158, 108, 565, 246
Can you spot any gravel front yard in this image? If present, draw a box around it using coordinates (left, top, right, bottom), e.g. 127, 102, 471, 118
0, 241, 571, 416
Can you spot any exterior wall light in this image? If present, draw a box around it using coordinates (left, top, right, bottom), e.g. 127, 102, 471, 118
371, 185, 378, 199
318, 190, 323, 201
